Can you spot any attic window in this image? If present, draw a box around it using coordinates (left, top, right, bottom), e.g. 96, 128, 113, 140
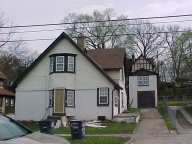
49, 54, 76, 73
56, 56, 65, 71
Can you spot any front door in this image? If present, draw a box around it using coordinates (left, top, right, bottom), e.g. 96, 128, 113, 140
54, 89, 65, 114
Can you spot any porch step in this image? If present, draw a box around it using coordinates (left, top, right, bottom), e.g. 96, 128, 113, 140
113, 113, 140, 123
47, 116, 67, 128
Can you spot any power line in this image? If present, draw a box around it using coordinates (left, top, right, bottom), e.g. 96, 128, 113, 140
1, 13, 192, 29
1, 30, 192, 43
1, 18, 192, 35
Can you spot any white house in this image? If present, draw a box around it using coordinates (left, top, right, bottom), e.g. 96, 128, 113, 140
127, 55, 158, 108
14, 32, 127, 121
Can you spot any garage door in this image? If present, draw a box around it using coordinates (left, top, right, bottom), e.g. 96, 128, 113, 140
137, 91, 155, 108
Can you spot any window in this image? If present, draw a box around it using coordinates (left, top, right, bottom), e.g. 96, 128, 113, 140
50, 57, 54, 72
121, 92, 124, 108
138, 76, 149, 86
139, 63, 144, 69
66, 90, 75, 107
97, 88, 109, 106
68, 56, 75, 72
5, 99, 9, 106
115, 96, 119, 107
56, 56, 64, 71
10, 99, 14, 106
49, 54, 76, 73
49, 90, 53, 107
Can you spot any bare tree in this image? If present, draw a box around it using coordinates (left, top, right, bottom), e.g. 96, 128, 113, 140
63, 8, 132, 50
126, 20, 166, 58
0, 13, 37, 91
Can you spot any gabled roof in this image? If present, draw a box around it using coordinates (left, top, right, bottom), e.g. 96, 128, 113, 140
14, 32, 122, 89
87, 48, 125, 70
0, 89, 15, 97
0, 72, 7, 80
135, 54, 155, 66
126, 54, 155, 69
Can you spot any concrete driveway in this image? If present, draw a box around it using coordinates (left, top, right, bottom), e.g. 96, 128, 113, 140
128, 108, 192, 144
135, 108, 169, 134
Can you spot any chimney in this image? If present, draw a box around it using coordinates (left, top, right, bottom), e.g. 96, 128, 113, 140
77, 33, 86, 50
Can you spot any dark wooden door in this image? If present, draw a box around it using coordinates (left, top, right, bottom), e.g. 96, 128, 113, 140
137, 91, 155, 108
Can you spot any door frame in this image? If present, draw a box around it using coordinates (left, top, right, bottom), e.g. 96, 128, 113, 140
53, 88, 65, 114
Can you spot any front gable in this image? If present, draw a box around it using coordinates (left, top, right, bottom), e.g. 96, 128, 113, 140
15, 32, 121, 90
131, 55, 155, 73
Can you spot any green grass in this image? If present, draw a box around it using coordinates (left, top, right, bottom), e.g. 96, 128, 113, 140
123, 108, 140, 113
20, 122, 40, 132
157, 101, 174, 130
65, 136, 128, 144
55, 122, 137, 134
161, 87, 192, 96
167, 99, 192, 106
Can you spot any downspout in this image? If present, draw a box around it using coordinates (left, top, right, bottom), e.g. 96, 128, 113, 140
112, 88, 115, 119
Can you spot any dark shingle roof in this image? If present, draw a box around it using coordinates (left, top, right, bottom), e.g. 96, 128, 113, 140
87, 48, 125, 70
0, 72, 7, 80
0, 89, 15, 97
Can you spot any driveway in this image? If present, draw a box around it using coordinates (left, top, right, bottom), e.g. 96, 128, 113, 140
135, 108, 169, 134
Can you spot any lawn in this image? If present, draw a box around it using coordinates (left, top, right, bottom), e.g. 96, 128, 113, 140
23, 121, 137, 134
157, 101, 174, 130
55, 122, 137, 134
65, 136, 128, 144
168, 99, 192, 106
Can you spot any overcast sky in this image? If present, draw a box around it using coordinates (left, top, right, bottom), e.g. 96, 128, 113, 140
1, 0, 192, 53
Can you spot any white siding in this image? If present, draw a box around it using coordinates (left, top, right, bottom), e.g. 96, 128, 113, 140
16, 39, 116, 121
15, 91, 49, 121
106, 67, 127, 115
66, 89, 112, 120
129, 75, 157, 108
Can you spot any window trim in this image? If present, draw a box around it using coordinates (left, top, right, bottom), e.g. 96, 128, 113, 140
56, 56, 65, 72
49, 53, 76, 74
66, 89, 75, 107
49, 90, 54, 107
67, 56, 75, 72
97, 88, 109, 106
50, 57, 54, 73
138, 76, 149, 86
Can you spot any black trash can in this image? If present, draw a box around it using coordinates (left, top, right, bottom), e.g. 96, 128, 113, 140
70, 120, 85, 140
39, 120, 54, 134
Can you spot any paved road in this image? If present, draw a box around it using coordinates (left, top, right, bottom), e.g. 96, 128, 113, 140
128, 109, 192, 144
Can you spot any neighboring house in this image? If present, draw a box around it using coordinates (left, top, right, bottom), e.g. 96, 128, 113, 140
0, 72, 15, 114
127, 55, 158, 108
14, 32, 127, 121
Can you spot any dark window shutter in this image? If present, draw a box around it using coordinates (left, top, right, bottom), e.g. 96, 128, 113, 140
97, 88, 99, 106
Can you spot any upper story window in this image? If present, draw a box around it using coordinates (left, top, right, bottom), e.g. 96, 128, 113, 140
68, 56, 75, 72
138, 76, 149, 86
50, 57, 54, 72
56, 56, 65, 71
49, 54, 76, 73
97, 87, 109, 106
